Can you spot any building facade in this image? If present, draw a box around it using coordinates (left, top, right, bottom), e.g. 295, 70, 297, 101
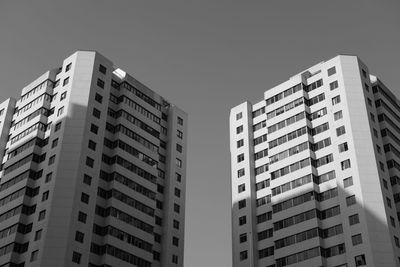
0, 51, 187, 267
230, 55, 400, 267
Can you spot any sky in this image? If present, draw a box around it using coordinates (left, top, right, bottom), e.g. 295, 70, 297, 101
0, 1, 399, 266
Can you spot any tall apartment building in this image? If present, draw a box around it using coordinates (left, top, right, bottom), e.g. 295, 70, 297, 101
0, 51, 187, 267
230, 55, 400, 267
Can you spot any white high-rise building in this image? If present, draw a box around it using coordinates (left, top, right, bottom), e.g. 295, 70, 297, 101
0, 51, 187, 267
230, 55, 400, 267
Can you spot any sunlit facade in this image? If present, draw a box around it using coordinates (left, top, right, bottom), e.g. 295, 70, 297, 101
0, 51, 187, 267
230, 55, 400, 267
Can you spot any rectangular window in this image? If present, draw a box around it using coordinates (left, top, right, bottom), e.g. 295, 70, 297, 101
38, 210, 46, 221
239, 216, 246, 226
239, 233, 247, 243
173, 220, 180, 229
90, 124, 98, 134
81, 193, 89, 204
83, 174, 92, 185
328, 66, 336, 76
334, 110, 343, 121
63, 77, 69, 86
352, 234, 362, 246
346, 195, 356, 206
237, 139, 244, 148
236, 112, 243, 120
349, 214, 360, 225
238, 184, 245, 193
92, 108, 101, 119
387, 197, 392, 208
237, 126, 243, 134
176, 158, 182, 168
65, 63, 72, 72
174, 203, 180, 213
336, 126, 346, 136
338, 142, 348, 153
48, 155, 55, 165
86, 157, 94, 168
172, 255, 179, 264
237, 168, 245, 178
237, 153, 244, 162
34, 229, 42, 241
57, 107, 64, 116
174, 188, 181, 198
72, 251, 82, 264
60, 91, 67, 100
330, 80, 339, 90
88, 140, 96, 151
52, 138, 58, 148
238, 199, 246, 209
343, 177, 353, 188
176, 173, 182, 182
178, 116, 183, 125
176, 144, 182, 153
55, 122, 62, 132
99, 64, 107, 74
332, 95, 341, 105
42, 191, 49, 202
355, 254, 366, 266
95, 93, 103, 103
240, 250, 248, 261
31, 250, 39, 262
341, 159, 351, 170
78, 211, 87, 223
45, 172, 52, 183
75, 231, 84, 243
177, 130, 183, 139
97, 78, 105, 89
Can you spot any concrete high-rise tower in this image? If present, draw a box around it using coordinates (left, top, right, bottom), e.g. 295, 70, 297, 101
230, 55, 400, 267
0, 51, 187, 267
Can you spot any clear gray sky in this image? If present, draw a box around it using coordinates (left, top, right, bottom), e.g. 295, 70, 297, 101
1, 1, 399, 266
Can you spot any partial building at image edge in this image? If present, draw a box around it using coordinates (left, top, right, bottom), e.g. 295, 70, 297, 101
230, 55, 400, 267
0, 51, 187, 267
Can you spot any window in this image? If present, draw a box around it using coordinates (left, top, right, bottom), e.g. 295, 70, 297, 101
83, 174, 92, 185
172, 255, 179, 264
240, 250, 248, 261
362, 69, 367, 78
332, 95, 341, 105
173, 220, 180, 229
343, 177, 353, 188
63, 77, 69, 86
334, 110, 343, 121
66, 63, 72, 72
236, 112, 243, 120
238, 184, 246, 193
387, 197, 392, 208
237, 153, 244, 163
55, 122, 62, 132
391, 216, 396, 227
336, 126, 346, 136
72, 251, 82, 264
239, 216, 246, 226
57, 107, 64, 116
174, 204, 180, 213
75, 231, 84, 243
45, 172, 52, 183
237, 139, 244, 148
395, 236, 400, 247
95, 93, 103, 103
99, 64, 107, 74
78, 211, 87, 223
60, 91, 67, 100
97, 78, 105, 89
373, 128, 378, 138
48, 155, 56, 165
330, 81, 338, 90
173, 236, 179, 246
380, 162, 385, 171
355, 254, 366, 266
352, 234, 362, 245
370, 112, 375, 122
239, 233, 247, 243
30, 250, 39, 262
178, 116, 183, 125
88, 140, 96, 151
42, 191, 49, 202
174, 188, 181, 198
176, 158, 182, 168
176, 144, 182, 153
38, 210, 46, 221
81, 193, 89, 204
177, 130, 183, 139
328, 66, 336, 76
90, 124, 98, 134
341, 159, 351, 170
367, 98, 372, 106
86, 157, 94, 168
346, 195, 356, 206
92, 108, 101, 119
52, 138, 58, 148
237, 168, 245, 178
238, 199, 246, 209
34, 229, 42, 241
383, 179, 388, 189
349, 214, 360, 225
237, 125, 243, 134
338, 142, 348, 153
176, 173, 182, 182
